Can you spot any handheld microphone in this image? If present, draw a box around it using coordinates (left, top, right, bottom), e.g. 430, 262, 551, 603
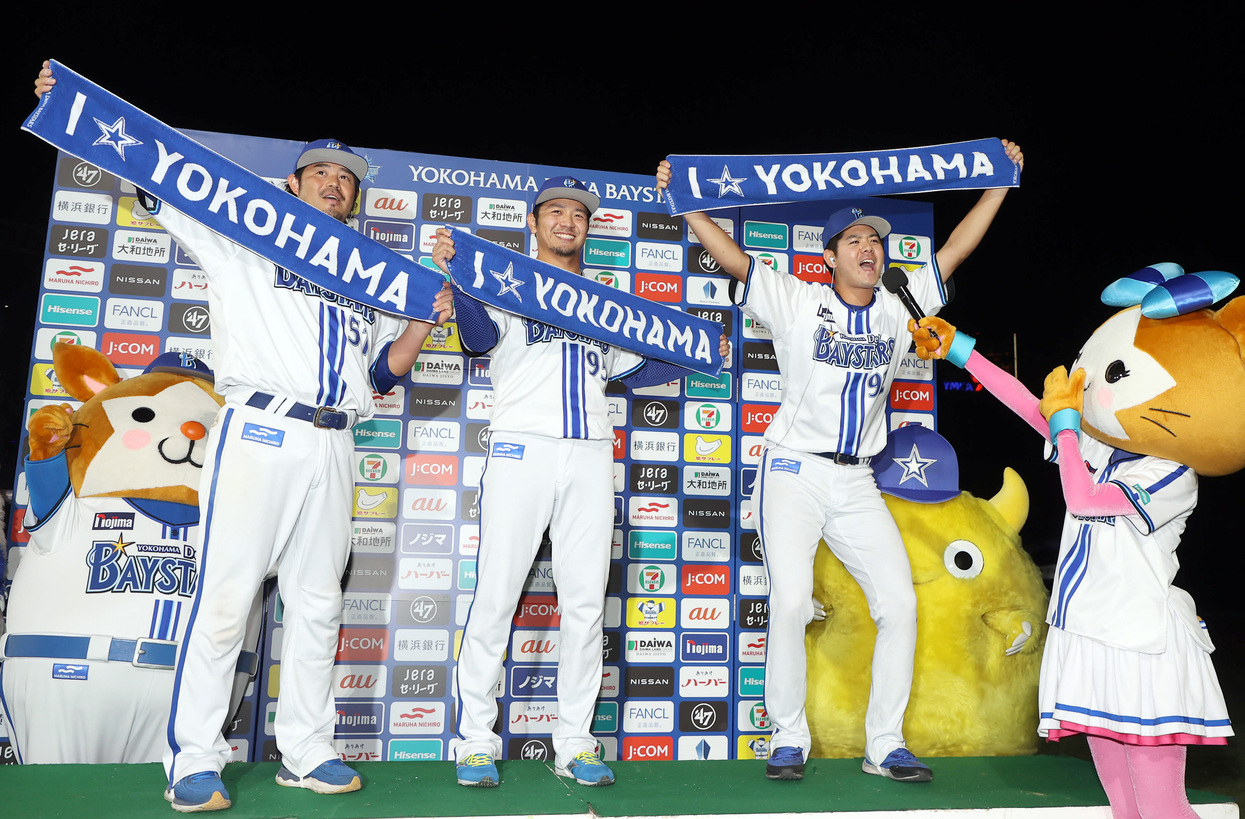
882, 266, 937, 339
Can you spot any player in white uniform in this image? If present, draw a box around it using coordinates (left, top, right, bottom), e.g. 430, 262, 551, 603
150, 152, 450, 811
657, 141, 1022, 782
37, 66, 450, 811
433, 178, 726, 788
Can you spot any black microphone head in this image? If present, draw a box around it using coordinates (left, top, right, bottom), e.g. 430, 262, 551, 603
881, 266, 909, 293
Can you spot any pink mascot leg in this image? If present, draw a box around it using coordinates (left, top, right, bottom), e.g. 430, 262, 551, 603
1087, 735, 1141, 819
1126, 744, 1199, 819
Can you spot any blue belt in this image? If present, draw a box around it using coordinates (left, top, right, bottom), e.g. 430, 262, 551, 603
1, 634, 259, 675
246, 392, 353, 430
813, 451, 872, 466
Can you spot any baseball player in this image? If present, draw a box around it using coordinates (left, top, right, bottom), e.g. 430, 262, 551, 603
433, 177, 728, 788
33, 61, 452, 813
656, 140, 1022, 783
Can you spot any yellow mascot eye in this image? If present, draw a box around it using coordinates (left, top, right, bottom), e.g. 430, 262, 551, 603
943, 540, 984, 579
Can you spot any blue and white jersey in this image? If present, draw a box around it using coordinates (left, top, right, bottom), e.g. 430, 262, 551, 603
13, 461, 200, 642
477, 304, 644, 441
144, 202, 405, 417
1047, 434, 1206, 654
735, 257, 945, 457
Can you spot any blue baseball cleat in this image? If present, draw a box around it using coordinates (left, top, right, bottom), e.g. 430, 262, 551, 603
862, 748, 933, 782
456, 753, 500, 787
555, 751, 615, 786
765, 746, 806, 780
275, 759, 362, 794
165, 771, 231, 812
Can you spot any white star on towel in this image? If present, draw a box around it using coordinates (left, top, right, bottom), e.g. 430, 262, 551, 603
492, 262, 524, 302
893, 444, 937, 486
708, 165, 747, 198
92, 116, 142, 160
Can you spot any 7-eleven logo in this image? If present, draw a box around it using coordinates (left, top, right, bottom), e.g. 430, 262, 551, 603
898, 236, 921, 260
592, 272, 618, 288
696, 405, 720, 429
641, 566, 665, 591
358, 454, 388, 481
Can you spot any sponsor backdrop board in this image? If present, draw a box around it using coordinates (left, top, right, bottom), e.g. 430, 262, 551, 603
6, 131, 935, 765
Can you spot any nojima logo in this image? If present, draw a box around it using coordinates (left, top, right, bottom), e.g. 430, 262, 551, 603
337, 629, 389, 661
681, 632, 729, 663
335, 703, 384, 735
623, 736, 673, 760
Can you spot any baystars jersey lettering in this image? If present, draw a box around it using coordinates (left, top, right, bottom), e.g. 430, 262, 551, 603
735, 257, 944, 457
13, 495, 200, 642
482, 306, 644, 440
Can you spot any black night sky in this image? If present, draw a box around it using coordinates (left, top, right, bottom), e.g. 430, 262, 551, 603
3, 15, 1244, 607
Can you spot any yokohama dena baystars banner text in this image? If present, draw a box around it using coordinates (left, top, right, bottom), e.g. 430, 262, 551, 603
7, 131, 935, 766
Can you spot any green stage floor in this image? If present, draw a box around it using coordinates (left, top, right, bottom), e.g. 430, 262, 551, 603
0, 756, 1237, 819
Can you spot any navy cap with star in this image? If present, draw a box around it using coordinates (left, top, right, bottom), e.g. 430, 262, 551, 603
872, 425, 960, 503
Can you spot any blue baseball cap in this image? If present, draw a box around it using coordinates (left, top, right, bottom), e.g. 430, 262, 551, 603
823, 206, 891, 249
294, 138, 369, 183
533, 176, 599, 214
143, 352, 214, 384
872, 425, 959, 503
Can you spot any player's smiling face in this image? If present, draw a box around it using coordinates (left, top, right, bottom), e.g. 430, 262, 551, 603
529, 198, 590, 267
288, 161, 358, 222
825, 224, 885, 302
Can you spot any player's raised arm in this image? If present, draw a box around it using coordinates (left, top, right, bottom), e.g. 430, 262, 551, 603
381, 281, 454, 383
656, 160, 750, 282
933, 139, 1024, 280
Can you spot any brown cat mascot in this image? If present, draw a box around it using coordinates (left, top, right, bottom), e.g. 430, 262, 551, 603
913, 263, 1242, 818
0, 343, 261, 764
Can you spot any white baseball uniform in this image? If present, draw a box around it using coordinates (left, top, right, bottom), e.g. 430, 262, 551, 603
1038, 435, 1232, 743
736, 255, 946, 763
452, 295, 657, 768
143, 200, 406, 785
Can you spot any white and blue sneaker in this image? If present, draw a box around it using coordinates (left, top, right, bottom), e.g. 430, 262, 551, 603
165, 771, 231, 812
275, 759, 362, 794
862, 748, 933, 782
456, 753, 500, 787
765, 746, 805, 780
555, 751, 615, 786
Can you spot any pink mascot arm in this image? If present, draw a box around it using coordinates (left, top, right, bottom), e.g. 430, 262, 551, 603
961, 350, 1047, 436
961, 352, 1133, 517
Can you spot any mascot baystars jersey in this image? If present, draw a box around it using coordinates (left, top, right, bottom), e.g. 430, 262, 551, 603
10, 492, 199, 641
